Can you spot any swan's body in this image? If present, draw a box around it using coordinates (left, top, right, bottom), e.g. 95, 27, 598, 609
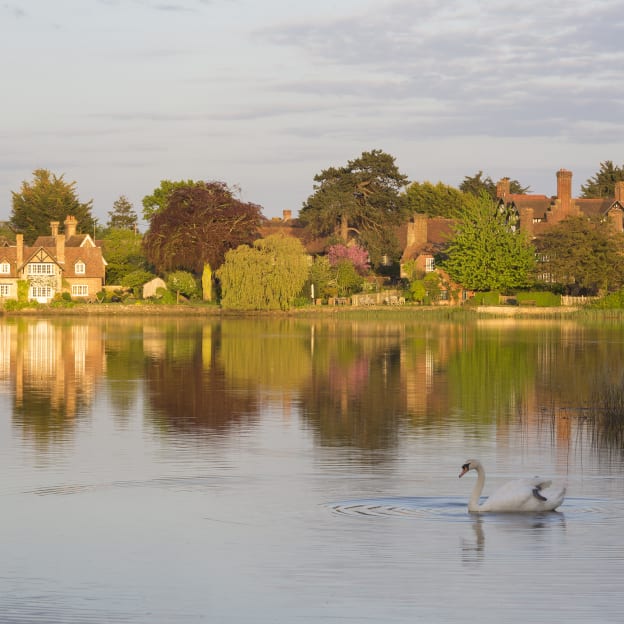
459, 459, 566, 513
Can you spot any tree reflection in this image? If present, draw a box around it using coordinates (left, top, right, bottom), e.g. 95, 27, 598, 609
144, 323, 259, 433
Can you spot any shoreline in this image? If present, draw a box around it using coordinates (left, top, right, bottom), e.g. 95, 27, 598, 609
0, 302, 584, 318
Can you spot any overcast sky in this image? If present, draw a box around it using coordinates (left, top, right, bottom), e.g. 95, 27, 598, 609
1, 0, 623, 226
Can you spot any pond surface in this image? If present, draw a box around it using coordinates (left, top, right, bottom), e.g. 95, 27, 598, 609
1, 316, 623, 623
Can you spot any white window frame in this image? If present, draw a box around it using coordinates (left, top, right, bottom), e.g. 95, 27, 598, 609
0, 284, 10, 296
425, 257, 436, 272
71, 284, 89, 297
75, 261, 86, 274
28, 263, 55, 275
30, 286, 53, 299
0, 262, 9, 274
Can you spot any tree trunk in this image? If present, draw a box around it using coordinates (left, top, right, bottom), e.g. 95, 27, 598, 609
340, 213, 349, 242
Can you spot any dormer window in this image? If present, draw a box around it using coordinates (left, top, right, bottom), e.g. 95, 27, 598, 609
75, 261, 86, 274
0, 261, 9, 274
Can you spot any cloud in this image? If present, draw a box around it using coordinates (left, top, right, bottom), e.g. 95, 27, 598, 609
2, 2, 26, 18
256, 0, 624, 142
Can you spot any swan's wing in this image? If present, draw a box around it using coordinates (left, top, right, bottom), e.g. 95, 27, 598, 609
483, 477, 565, 512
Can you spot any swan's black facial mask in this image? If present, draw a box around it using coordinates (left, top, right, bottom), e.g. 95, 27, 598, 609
459, 463, 470, 478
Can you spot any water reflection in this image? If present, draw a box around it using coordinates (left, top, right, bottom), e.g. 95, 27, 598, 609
2, 317, 624, 452
460, 512, 567, 568
2, 320, 104, 448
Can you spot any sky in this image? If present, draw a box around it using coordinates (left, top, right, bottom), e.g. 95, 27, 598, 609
1, 0, 623, 228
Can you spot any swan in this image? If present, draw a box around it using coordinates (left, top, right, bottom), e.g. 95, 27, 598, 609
458, 459, 566, 513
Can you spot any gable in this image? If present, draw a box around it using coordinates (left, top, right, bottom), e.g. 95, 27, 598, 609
22, 248, 62, 270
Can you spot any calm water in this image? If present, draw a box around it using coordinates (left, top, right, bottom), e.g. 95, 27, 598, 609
1, 316, 623, 623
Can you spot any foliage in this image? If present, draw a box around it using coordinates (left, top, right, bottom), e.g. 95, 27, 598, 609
334, 260, 364, 296
405, 181, 468, 218
142, 179, 203, 222
142, 181, 262, 275
107, 195, 138, 231
534, 216, 624, 295
423, 272, 442, 301
300, 149, 409, 265
166, 271, 199, 301
459, 171, 530, 200
121, 270, 157, 293
217, 234, 310, 310
514, 291, 561, 307
10, 169, 94, 244
443, 193, 536, 291
307, 256, 334, 299
327, 243, 370, 275
409, 280, 427, 303
102, 228, 147, 284
590, 289, 624, 309
580, 161, 624, 198
0, 221, 15, 243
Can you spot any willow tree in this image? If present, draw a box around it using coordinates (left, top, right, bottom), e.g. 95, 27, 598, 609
217, 234, 310, 310
142, 181, 262, 301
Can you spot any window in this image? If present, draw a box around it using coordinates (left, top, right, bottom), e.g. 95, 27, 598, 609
30, 286, 53, 299
28, 263, 55, 275
71, 285, 89, 296
0, 284, 10, 296
75, 261, 86, 274
425, 257, 435, 272
0, 262, 9, 274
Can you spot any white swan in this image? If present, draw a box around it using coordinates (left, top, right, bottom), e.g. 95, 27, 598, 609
459, 459, 567, 513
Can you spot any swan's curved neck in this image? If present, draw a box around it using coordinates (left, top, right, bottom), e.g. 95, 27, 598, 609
468, 464, 486, 512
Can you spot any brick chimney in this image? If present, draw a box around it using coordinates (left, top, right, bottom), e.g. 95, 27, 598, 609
50, 221, 59, 237
282, 209, 292, 222
64, 215, 77, 238
56, 234, 65, 265
407, 213, 428, 248
16, 234, 23, 268
496, 178, 510, 200
556, 169, 573, 215
615, 181, 624, 203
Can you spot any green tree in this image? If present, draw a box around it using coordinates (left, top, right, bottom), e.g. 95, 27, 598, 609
299, 149, 409, 266
307, 256, 333, 299
121, 269, 157, 296
102, 228, 147, 284
10, 169, 94, 244
443, 193, 536, 291
334, 260, 363, 296
142, 181, 261, 276
460, 171, 530, 200
0, 221, 15, 244
142, 179, 202, 222
534, 216, 624, 295
217, 234, 310, 310
107, 195, 138, 231
166, 270, 199, 302
405, 181, 468, 218
580, 161, 624, 198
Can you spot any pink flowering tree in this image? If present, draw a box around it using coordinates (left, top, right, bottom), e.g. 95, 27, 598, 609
327, 244, 370, 275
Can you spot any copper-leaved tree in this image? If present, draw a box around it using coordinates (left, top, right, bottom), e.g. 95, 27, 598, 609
142, 181, 262, 301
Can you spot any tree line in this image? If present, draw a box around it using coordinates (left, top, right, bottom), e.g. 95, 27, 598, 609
3, 158, 624, 308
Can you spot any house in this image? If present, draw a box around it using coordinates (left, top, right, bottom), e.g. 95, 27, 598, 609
496, 170, 624, 237
0, 216, 106, 303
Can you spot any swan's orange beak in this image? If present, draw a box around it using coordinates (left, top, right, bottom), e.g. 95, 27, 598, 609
459, 465, 469, 478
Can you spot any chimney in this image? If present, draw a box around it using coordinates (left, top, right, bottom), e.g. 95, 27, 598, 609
50, 221, 59, 237
615, 181, 624, 203
16, 234, 23, 268
407, 213, 428, 248
56, 234, 65, 265
282, 209, 292, 222
556, 169, 573, 215
496, 178, 511, 200
64, 215, 77, 238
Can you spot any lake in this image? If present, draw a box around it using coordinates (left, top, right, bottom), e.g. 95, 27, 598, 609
1, 315, 623, 623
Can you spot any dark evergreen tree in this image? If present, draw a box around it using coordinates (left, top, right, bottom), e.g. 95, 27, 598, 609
580, 161, 624, 198
10, 169, 94, 244
107, 195, 138, 231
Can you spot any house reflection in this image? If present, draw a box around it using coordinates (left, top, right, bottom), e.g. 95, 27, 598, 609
4, 320, 105, 446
